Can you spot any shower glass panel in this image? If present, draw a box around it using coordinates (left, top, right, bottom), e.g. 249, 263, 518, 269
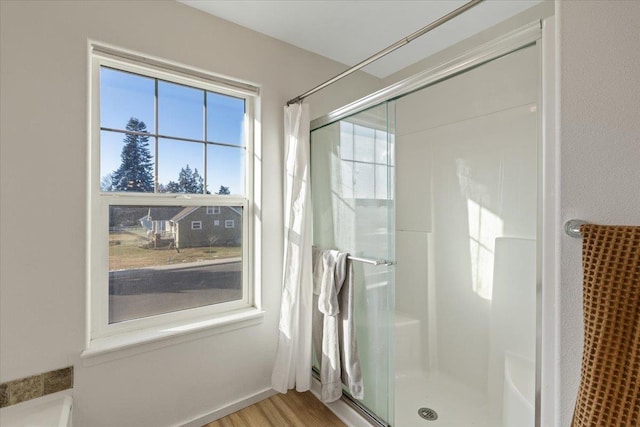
394, 44, 538, 427
310, 102, 396, 425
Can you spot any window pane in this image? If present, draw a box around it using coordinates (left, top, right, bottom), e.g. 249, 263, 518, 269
375, 164, 389, 200
207, 92, 245, 146
339, 160, 354, 199
158, 138, 204, 194
354, 162, 375, 199
158, 81, 204, 140
101, 130, 155, 193
100, 67, 155, 131
375, 129, 389, 164
353, 124, 375, 163
207, 145, 244, 196
340, 121, 354, 161
109, 205, 244, 323
100, 131, 123, 192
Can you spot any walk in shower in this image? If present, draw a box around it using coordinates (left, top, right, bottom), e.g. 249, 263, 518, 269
309, 24, 541, 427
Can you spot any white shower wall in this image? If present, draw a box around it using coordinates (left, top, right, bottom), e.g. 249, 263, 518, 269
395, 44, 539, 425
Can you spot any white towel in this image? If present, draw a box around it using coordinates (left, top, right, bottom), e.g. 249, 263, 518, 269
337, 257, 363, 400
312, 249, 364, 402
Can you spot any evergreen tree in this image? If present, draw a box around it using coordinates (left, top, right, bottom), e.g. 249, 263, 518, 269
164, 164, 204, 194
216, 185, 230, 195
111, 117, 154, 192
100, 173, 114, 192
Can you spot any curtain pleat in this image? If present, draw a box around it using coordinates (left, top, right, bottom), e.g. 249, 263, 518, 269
271, 103, 313, 393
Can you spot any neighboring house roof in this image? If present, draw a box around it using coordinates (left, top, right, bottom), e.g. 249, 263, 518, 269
171, 206, 243, 222
171, 206, 200, 222
137, 207, 185, 222
137, 206, 243, 223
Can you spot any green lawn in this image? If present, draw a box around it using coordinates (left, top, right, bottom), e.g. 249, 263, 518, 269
109, 231, 241, 270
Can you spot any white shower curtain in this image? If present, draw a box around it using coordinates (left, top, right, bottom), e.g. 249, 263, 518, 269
271, 103, 313, 393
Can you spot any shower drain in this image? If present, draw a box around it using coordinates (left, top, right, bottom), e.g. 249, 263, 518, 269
418, 407, 438, 421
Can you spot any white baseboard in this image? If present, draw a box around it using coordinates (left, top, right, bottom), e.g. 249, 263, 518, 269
310, 378, 376, 427
176, 388, 277, 427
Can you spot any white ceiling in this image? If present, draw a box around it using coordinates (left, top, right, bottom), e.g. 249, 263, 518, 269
179, 1, 542, 78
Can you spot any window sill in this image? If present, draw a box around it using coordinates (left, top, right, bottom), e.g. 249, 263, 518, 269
81, 308, 265, 366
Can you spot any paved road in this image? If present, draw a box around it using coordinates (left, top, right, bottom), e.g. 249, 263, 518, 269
109, 260, 241, 295
109, 261, 242, 323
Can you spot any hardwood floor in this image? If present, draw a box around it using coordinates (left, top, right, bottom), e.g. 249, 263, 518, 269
203, 390, 347, 427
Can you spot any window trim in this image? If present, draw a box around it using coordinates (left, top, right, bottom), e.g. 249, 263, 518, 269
191, 220, 203, 230
86, 42, 262, 353
225, 220, 235, 229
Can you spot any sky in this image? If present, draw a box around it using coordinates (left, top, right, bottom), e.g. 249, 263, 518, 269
100, 67, 245, 195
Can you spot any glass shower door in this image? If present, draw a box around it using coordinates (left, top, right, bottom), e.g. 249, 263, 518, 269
310, 102, 396, 425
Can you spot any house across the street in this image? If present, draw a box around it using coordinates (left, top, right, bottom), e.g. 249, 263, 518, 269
139, 206, 242, 248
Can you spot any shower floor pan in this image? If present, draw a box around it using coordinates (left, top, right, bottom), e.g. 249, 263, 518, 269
395, 371, 491, 427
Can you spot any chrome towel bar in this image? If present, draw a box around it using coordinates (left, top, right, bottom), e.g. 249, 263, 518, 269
348, 255, 395, 267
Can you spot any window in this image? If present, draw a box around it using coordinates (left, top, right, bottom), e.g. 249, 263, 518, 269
88, 45, 260, 350
225, 220, 235, 228
214, 220, 220, 226
339, 121, 393, 200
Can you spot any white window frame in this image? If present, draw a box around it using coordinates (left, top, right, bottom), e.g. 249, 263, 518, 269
85, 43, 262, 356
214, 220, 220, 226
206, 206, 220, 215
225, 220, 235, 228
191, 220, 203, 230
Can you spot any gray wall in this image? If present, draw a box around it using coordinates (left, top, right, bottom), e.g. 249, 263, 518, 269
558, 1, 640, 425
